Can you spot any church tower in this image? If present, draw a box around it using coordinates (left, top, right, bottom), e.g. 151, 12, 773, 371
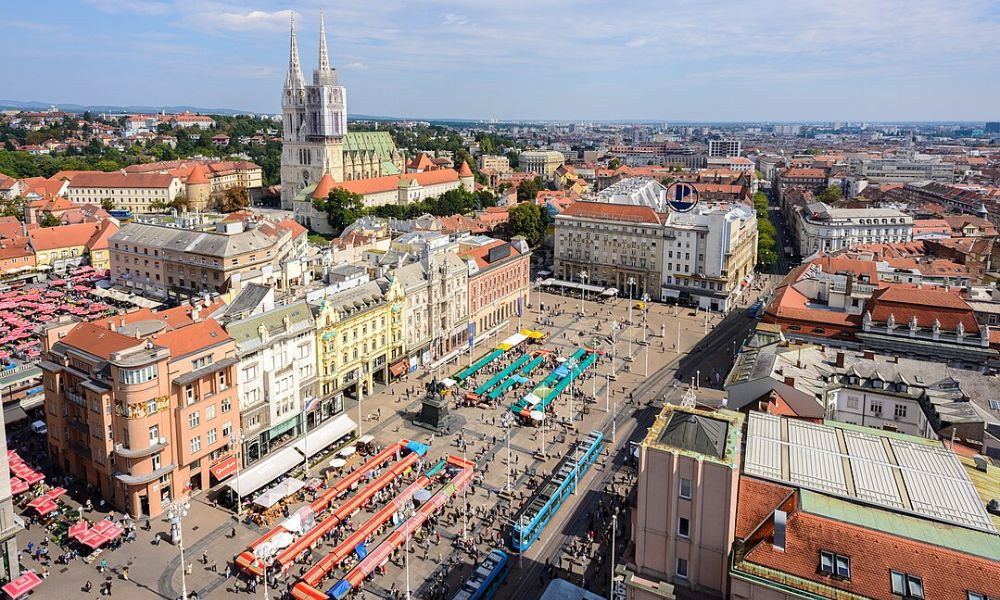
280, 11, 347, 209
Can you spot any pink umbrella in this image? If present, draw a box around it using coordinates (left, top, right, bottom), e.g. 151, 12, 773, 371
67, 520, 89, 540
2, 570, 42, 599
22, 472, 44, 486
9, 478, 28, 496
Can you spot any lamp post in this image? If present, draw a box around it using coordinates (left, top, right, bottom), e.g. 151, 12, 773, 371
534, 277, 542, 316
506, 426, 511, 493
610, 514, 618, 600
229, 433, 244, 517
626, 278, 635, 360
166, 500, 191, 600
402, 499, 414, 600
579, 270, 589, 316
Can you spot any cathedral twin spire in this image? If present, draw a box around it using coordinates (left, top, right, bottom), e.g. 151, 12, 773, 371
286, 10, 336, 91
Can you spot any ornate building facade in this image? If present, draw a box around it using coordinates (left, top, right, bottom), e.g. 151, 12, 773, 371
280, 14, 403, 210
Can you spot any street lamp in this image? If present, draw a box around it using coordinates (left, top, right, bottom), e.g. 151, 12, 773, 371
627, 278, 635, 360
166, 500, 191, 600
579, 270, 589, 316
229, 433, 244, 517
402, 499, 415, 600
534, 277, 542, 315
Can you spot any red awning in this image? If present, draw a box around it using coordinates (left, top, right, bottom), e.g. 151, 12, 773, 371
389, 360, 408, 377
210, 454, 238, 481
2, 571, 42, 599
67, 521, 88, 540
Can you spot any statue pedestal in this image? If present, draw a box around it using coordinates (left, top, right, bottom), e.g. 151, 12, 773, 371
412, 379, 454, 433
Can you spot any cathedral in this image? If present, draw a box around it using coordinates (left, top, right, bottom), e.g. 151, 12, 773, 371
279, 13, 404, 209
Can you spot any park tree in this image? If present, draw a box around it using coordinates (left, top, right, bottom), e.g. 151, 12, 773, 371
0, 196, 24, 219
218, 185, 250, 213
608, 158, 623, 169
516, 176, 544, 203
508, 202, 544, 246
38, 212, 62, 228
816, 185, 843, 204
319, 187, 365, 234
100, 198, 116, 211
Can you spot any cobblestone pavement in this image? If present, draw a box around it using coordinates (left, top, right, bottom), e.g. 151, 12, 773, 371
10, 282, 776, 600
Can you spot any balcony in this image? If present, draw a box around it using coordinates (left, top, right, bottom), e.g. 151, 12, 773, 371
65, 390, 87, 408
114, 463, 176, 486
114, 440, 168, 459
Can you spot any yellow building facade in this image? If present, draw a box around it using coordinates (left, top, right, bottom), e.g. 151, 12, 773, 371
314, 277, 406, 414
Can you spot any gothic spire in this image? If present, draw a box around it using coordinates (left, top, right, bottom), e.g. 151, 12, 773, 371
318, 10, 331, 73
286, 11, 305, 89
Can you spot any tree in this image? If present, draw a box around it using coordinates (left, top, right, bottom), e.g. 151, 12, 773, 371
516, 177, 544, 203
508, 202, 544, 246
39, 212, 62, 228
218, 185, 250, 213
100, 198, 116, 212
816, 185, 843, 204
608, 158, 623, 169
0, 196, 24, 220
318, 188, 364, 234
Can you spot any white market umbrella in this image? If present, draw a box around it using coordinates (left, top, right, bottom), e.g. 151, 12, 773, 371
339, 446, 357, 457
329, 458, 347, 468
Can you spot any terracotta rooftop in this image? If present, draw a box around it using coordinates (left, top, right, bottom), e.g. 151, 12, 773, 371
155, 319, 230, 359
59, 322, 140, 360
559, 201, 662, 224
334, 169, 459, 196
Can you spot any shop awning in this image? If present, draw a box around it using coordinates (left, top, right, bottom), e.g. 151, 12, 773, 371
292, 414, 357, 459
2, 405, 27, 425
227, 447, 303, 497
3, 570, 41, 599
389, 360, 408, 377
210, 454, 238, 481
498, 332, 527, 350
253, 478, 306, 509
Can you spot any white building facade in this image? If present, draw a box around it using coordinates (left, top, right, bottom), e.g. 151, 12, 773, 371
794, 203, 913, 256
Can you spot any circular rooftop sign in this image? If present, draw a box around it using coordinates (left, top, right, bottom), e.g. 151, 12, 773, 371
666, 182, 700, 213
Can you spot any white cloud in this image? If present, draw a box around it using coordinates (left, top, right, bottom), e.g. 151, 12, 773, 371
84, 0, 171, 15
344, 62, 368, 70
186, 9, 293, 32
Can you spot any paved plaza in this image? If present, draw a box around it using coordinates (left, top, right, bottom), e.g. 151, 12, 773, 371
10, 279, 777, 600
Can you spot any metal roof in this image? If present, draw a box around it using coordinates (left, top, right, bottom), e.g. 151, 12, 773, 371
744, 412, 996, 533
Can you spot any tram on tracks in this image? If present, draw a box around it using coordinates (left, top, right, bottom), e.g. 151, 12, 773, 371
452, 549, 510, 600
508, 430, 604, 552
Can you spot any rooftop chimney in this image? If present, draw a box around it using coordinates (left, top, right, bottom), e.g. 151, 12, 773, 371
835, 352, 845, 368
773, 509, 787, 552
784, 376, 796, 387
863, 350, 874, 360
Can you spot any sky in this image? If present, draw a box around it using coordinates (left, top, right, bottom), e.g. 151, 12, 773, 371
4, 0, 1000, 122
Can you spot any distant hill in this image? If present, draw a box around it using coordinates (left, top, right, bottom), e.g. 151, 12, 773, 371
0, 99, 260, 116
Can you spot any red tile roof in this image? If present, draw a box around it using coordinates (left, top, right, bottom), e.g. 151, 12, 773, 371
735, 477, 795, 538
334, 169, 459, 196
458, 240, 522, 270
60, 322, 140, 359
559, 201, 662, 224
155, 319, 230, 359
865, 286, 978, 332
28, 222, 104, 252
66, 171, 176, 189
312, 173, 336, 200
458, 161, 473, 177
781, 168, 827, 179
741, 509, 1000, 600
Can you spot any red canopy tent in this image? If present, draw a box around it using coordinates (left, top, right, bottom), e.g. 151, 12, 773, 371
21, 472, 44, 486
76, 529, 105, 550
9, 478, 28, 496
2, 571, 42, 599
67, 521, 89, 540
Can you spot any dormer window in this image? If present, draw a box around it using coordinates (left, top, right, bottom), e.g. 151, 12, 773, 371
891, 571, 924, 599
819, 551, 851, 579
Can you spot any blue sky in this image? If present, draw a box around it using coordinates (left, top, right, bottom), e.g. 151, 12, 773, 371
4, 0, 1000, 121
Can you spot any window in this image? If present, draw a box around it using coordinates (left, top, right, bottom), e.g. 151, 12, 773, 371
206, 404, 216, 420
676, 558, 688, 579
891, 571, 924, 599
894, 404, 907, 419
190, 436, 201, 454
217, 371, 227, 390
221, 397, 232, 413
222, 421, 232, 439
846, 396, 859, 409
185, 384, 195, 405
148, 425, 159, 443
678, 517, 690, 538
679, 477, 692, 499
207, 428, 217, 445
118, 365, 157, 384
151, 453, 161, 470
988, 399, 1000, 411
820, 551, 851, 579
192, 355, 213, 370
188, 411, 200, 429
870, 400, 882, 415
146, 398, 157, 415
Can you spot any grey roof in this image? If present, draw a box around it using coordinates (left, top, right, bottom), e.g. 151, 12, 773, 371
314, 279, 390, 317
658, 411, 729, 459
110, 222, 286, 258
223, 283, 271, 317
226, 301, 314, 352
